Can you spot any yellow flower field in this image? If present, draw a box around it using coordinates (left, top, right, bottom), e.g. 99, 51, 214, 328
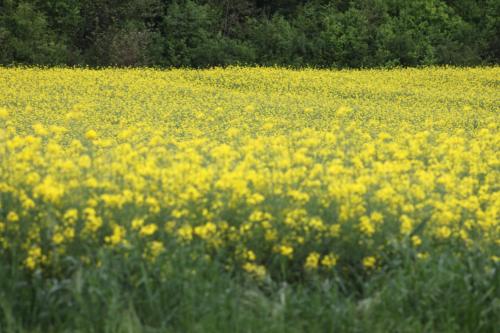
0, 67, 498, 280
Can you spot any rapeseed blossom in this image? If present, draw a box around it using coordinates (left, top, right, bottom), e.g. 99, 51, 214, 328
363, 257, 377, 269
0, 66, 498, 279
305, 252, 320, 270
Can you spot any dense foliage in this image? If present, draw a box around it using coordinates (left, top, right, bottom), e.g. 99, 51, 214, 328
0, 0, 499, 67
0, 67, 499, 331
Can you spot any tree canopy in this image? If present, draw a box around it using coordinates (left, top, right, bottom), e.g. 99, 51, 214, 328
0, 0, 498, 67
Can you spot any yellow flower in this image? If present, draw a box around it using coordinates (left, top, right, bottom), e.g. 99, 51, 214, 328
244, 104, 255, 112
370, 212, 384, 224
0, 107, 9, 119
359, 216, 375, 236
436, 226, 452, 239
400, 215, 413, 234
164, 221, 176, 233
265, 229, 277, 241
24, 246, 44, 270
52, 232, 65, 245
177, 225, 193, 242
147, 241, 165, 260
242, 262, 266, 280
24, 257, 37, 270
304, 252, 320, 270
411, 235, 422, 247
417, 252, 429, 260
105, 225, 126, 246
7, 212, 19, 223
33, 123, 49, 136
139, 224, 158, 237
328, 224, 341, 237
321, 253, 338, 268
64, 227, 75, 240
83, 207, 102, 233
362, 256, 377, 269
336, 106, 352, 118
64, 209, 79, 223
85, 129, 98, 140
277, 245, 294, 258
194, 222, 217, 240
33, 176, 65, 203
245, 250, 256, 261
78, 155, 92, 168
131, 218, 144, 230
247, 193, 265, 205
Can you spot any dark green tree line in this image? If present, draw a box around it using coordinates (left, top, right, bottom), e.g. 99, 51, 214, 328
0, 0, 498, 67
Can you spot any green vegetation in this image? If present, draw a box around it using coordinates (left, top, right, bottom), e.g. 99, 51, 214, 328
0, 0, 499, 67
1, 251, 497, 332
